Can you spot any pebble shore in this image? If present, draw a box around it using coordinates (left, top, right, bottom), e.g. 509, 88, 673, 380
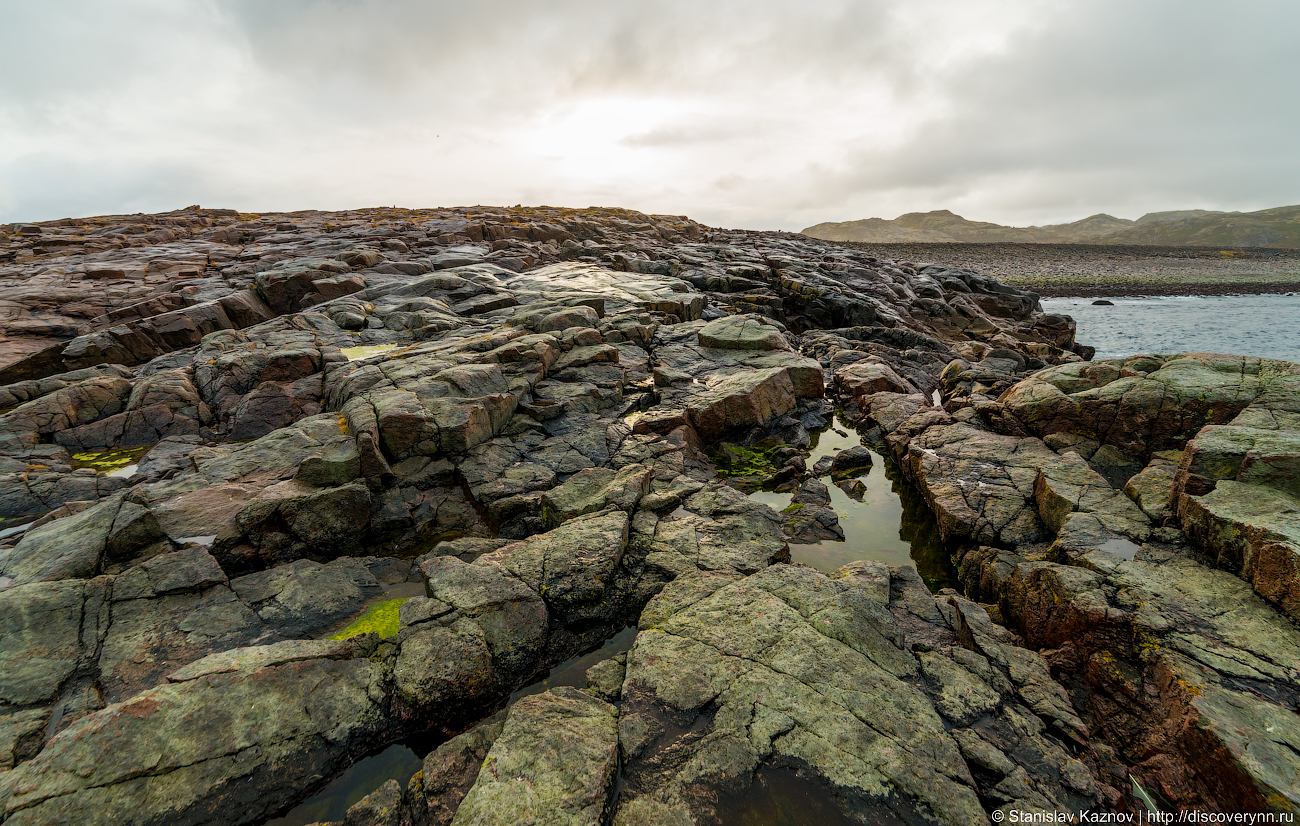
830, 241, 1300, 296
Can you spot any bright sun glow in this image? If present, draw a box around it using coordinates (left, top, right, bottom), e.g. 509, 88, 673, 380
521, 98, 683, 178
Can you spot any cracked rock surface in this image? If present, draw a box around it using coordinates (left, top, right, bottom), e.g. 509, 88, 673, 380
5, 203, 1279, 825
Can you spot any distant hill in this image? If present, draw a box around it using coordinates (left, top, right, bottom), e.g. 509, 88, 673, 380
801, 205, 1300, 248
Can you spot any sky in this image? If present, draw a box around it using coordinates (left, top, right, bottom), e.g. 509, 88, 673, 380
2, 0, 1297, 231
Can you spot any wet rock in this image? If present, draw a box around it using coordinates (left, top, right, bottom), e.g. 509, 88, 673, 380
685, 367, 797, 440
971, 544, 1300, 812
234, 479, 373, 566
0, 204, 1160, 821
868, 351, 1300, 812
585, 653, 627, 702
449, 688, 619, 826
110, 545, 227, 599
477, 510, 630, 630
1033, 449, 1152, 541
1, 496, 128, 584
790, 477, 831, 507
828, 444, 873, 476
613, 564, 1103, 824
0, 580, 100, 706
1178, 481, 1300, 621
2, 640, 390, 826
696, 314, 790, 351
834, 359, 919, 397
0, 708, 48, 771
340, 778, 403, 826
53, 368, 212, 451
640, 484, 788, 578
98, 569, 268, 703
540, 463, 652, 526
229, 557, 389, 638
1001, 354, 1287, 457
836, 478, 867, 500
902, 422, 1055, 545
781, 502, 843, 543
0, 375, 133, 439
417, 556, 548, 684
1123, 449, 1182, 522
409, 712, 506, 826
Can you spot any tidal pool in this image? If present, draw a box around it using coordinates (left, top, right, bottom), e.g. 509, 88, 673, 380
748, 416, 959, 592
263, 743, 422, 826
716, 764, 900, 826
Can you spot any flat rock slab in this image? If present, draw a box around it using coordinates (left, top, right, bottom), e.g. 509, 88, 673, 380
696, 315, 790, 351
2, 641, 388, 826
613, 564, 1100, 824
450, 687, 618, 826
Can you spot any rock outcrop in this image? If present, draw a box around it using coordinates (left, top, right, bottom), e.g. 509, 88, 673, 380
852, 352, 1300, 814
3, 203, 1291, 824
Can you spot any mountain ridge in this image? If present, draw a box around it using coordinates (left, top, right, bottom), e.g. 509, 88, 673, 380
802, 204, 1300, 247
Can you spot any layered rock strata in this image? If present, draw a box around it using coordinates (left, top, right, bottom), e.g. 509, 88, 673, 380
2, 204, 1289, 825
852, 353, 1300, 813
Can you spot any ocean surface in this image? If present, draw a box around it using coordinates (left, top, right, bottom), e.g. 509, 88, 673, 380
1040, 293, 1300, 362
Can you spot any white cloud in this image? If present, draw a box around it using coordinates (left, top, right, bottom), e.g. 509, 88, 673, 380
1, 0, 1296, 228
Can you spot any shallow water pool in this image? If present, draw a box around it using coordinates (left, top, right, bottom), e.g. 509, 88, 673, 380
263, 743, 422, 826
748, 416, 959, 591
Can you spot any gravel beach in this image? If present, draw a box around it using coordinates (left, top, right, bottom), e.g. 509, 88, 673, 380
827, 241, 1300, 296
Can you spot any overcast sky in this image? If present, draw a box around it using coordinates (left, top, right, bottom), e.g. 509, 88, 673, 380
2, 0, 1297, 230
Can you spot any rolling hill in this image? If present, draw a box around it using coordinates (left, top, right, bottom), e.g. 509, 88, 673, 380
801, 204, 1300, 247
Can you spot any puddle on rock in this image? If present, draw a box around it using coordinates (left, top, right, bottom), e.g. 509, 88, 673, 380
339, 343, 399, 361
509, 625, 637, 705
1100, 537, 1141, 560
262, 742, 422, 826
69, 446, 150, 474
716, 764, 918, 826
712, 764, 925, 826
748, 415, 959, 592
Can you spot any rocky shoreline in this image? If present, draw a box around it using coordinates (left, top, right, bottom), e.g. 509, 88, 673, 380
830, 241, 1300, 297
0, 206, 1296, 824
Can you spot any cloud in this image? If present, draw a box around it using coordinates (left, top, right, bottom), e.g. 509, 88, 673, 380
1, 0, 1296, 229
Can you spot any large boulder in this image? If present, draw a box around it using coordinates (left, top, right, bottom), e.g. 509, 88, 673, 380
2, 640, 391, 826
447, 688, 619, 826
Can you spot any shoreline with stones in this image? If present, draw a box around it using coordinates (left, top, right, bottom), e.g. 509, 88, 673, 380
0, 207, 1296, 825
825, 240, 1300, 297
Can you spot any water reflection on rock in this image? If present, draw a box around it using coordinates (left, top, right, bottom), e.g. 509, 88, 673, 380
748, 415, 959, 591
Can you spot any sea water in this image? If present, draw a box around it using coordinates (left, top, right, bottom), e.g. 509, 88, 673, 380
1041, 293, 1300, 362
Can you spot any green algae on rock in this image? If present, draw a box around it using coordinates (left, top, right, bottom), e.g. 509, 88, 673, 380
69, 446, 149, 473
327, 597, 413, 640
339, 343, 400, 361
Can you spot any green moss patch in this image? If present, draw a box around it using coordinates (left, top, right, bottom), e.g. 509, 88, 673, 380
70, 446, 150, 473
328, 597, 413, 640
707, 443, 781, 478
340, 343, 399, 361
